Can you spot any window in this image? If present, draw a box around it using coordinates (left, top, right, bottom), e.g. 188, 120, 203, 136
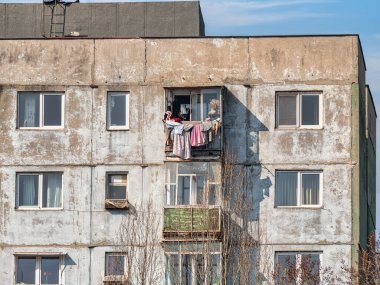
16, 255, 61, 285
275, 171, 322, 207
276, 92, 321, 128
165, 163, 221, 206
165, 242, 221, 285
106, 173, 128, 200
107, 92, 130, 130
166, 89, 221, 121
105, 253, 125, 276
275, 252, 321, 285
18, 92, 64, 128
17, 173, 62, 209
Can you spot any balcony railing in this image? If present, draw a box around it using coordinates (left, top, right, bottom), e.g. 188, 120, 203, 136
163, 206, 222, 238
164, 124, 222, 158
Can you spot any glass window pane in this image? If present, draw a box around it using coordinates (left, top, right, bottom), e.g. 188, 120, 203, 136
195, 176, 205, 204
210, 255, 221, 285
301, 95, 319, 125
203, 91, 220, 120
178, 176, 190, 205
17, 257, 36, 284
19, 93, 40, 127
107, 174, 127, 199
182, 255, 192, 285
108, 94, 126, 126
195, 255, 205, 285
42, 173, 62, 208
108, 186, 127, 199
208, 184, 218, 205
302, 174, 320, 205
276, 254, 296, 285
301, 254, 320, 284
191, 94, 201, 121
166, 255, 180, 285
166, 185, 176, 206
43, 95, 62, 126
106, 255, 124, 276
41, 257, 59, 284
18, 175, 39, 207
277, 95, 297, 126
275, 172, 298, 206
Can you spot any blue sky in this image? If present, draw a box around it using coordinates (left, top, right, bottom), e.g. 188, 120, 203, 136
2, 0, 380, 232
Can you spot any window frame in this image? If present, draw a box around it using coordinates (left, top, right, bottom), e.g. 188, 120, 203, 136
17, 92, 65, 130
275, 251, 322, 285
16, 172, 63, 210
15, 254, 63, 285
165, 163, 221, 207
107, 91, 130, 130
105, 172, 128, 201
275, 170, 323, 208
164, 242, 222, 285
165, 88, 222, 122
105, 252, 126, 277
276, 91, 323, 129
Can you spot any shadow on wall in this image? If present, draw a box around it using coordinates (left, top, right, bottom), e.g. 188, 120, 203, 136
222, 87, 272, 285
223, 86, 272, 221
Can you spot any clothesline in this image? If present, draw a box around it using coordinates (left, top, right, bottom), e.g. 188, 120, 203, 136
164, 115, 222, 160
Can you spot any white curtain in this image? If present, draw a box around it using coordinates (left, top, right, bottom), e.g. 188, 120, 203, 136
276, 172, 297, 206
44, 174, 62, 208
19, 175, 37, 206
24, 96, 38, 127
302, 174, 319, 205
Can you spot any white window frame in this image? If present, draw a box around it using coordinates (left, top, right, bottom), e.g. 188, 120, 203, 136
18, 92, 65, 129
276, 92, 323, 129
165, 164, 221, 207
15, 254, 64, 285
106, 173, 128, 200
166, 88, 222, 122
275, 171, 323, 208
165, 243, 222, 285
275, 251, 322, 285
105, 252, 126, 277
16, 172, 63, 210
107, 92, 130, 130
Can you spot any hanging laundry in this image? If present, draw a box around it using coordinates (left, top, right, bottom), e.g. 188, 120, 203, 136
191, 123, 206, 146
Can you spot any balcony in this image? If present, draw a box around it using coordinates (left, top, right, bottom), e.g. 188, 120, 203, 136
163, 206, 222, 239
164, 88, 222, 159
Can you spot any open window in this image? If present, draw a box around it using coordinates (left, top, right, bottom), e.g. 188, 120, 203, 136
166, 89, 221, 122
164, 88, 223, 158
18, 92, 64, 129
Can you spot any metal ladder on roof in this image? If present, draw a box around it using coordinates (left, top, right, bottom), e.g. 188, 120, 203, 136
41, 0, 67, 38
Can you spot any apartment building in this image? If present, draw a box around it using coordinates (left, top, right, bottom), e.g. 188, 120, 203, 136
0, 1, 376, 285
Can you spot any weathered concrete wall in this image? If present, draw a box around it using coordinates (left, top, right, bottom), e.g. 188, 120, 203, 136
0, 36, 367, 284
0, 2, 204, 38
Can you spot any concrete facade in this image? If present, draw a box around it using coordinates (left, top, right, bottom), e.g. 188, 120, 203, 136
0, 1, 205, 38
0, 36, 376, 284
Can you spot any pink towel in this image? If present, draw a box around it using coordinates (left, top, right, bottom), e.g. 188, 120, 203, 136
190, 124, 206, 146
